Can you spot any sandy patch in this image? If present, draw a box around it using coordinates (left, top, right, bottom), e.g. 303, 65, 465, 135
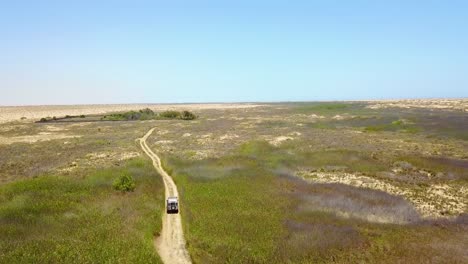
366, 99, 468, 112
289, 131, 302, 136
157, 130, 169, 135
332, 114, 355, 120
189, 150, 211, 160
155, 140, 174, 145
44, 125, 67, 132
269, 136, 294, 146
219, 134, 239, 141
310, 114, 325, 119
58, 151, 140, 174
0, 124, 28, 132
297, 171, 467, 218
0, 134, 81, 145
86, 151, 140, 161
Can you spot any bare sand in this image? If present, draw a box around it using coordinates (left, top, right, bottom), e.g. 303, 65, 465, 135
366, 98, 468, 112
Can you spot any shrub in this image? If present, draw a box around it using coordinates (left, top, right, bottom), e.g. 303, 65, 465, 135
180, 110, 196, 120
80, 115, 86, 118
159, 110, 181, 119
139, 108, 154, 115
100, 109, 196, 121
123, 111, 141, 120
39, 118, 48, 122
113, 173, 136, 192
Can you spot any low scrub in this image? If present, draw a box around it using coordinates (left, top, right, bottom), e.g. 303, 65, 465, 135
180, 110, 196, 120
162, 143, 467, 263
38, 114, 86, 122
102, 108, 156, 121
364, 119, 420, 133
0, 158, 163, 263
159, 110, 197, 120
159, 110, 181, 119
102, 109, 197, 121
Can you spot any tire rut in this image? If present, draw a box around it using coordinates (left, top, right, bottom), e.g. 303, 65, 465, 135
139, 128, 191, 264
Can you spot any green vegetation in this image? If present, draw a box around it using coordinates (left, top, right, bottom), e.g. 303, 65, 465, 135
113, 172, 136, 192
166, 155, 290, 263
163, 143, 466, 263
38, 114, 86, 122
398, 156, 468, 180
296, 102, 349, 112
159, 110, 181, 119
2, 101, 467, 263
0, 158, 163, 263
180, 110, 197, 120
365, 119, 420, 133
102, 109, 197, 121
102, 108, 157, 121
159, 110, 196, 120
237, 140, 385, 174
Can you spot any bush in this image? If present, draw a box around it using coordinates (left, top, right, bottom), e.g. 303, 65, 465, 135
101, 109, 197, 121
159, 110, 181, 119
139, 108, 154, 115
180, 110, 196, 120
113, 173, 136, 192
39, 118, 48, 122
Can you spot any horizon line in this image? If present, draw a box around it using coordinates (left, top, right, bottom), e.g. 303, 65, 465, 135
1, 97, 467, 107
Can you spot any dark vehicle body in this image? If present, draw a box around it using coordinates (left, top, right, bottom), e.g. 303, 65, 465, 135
167, 197, 179, 214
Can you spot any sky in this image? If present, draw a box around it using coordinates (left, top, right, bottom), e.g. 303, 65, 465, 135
1, 1, 467, 105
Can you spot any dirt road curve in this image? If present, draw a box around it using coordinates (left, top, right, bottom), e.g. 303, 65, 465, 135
139, 128, 192, 264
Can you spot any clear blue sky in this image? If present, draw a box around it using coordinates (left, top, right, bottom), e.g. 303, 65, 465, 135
1, 1, 467, 105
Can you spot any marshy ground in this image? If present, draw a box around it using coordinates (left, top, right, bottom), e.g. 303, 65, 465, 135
0, 100, 467, 263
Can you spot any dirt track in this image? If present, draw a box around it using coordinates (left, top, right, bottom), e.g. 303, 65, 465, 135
139, 128, 191, 264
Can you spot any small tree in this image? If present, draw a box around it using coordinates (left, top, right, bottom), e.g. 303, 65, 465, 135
113, 172, 136, 192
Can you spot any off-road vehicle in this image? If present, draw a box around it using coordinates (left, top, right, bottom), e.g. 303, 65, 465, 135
166, 197, 179, 214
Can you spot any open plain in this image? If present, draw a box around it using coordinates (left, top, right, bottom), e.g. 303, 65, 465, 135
0, 100, 467, 263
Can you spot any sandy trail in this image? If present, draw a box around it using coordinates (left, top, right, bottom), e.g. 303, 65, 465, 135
139, 128, 192, 264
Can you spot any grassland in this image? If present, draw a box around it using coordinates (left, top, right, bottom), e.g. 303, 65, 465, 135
0, 100, 467, 263
0, 158, 164, 263
162, 143, 467, 263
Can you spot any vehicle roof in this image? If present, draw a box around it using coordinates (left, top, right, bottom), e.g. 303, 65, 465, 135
167, 197, 178, 202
